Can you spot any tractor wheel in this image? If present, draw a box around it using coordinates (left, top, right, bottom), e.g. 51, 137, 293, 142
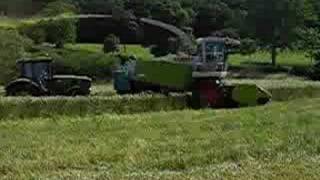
6, 85, 40, 97
68, 89, 83, 97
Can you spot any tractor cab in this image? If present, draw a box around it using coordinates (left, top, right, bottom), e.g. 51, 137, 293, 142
18, 58, 53, 90
192, 37, 240, 78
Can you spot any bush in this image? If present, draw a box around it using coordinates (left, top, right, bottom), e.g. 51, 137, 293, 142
240, 38, 257, 55
103, 34, 120, 53
0, 29, 33, 84
19, 18, 77, 48
19, 23, 46, 44
39, 0, 78, 17
44, 19, 77, 48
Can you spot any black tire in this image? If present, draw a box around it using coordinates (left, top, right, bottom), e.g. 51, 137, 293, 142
6, 85, 40, 97
191, 89, 202, 109
257, 97, 271, 105
68, 88, 87, 97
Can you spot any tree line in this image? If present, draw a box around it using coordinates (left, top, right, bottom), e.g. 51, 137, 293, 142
1, 0, 320, 65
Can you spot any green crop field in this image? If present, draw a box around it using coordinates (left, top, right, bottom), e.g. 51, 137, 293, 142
1, 98, 320, 179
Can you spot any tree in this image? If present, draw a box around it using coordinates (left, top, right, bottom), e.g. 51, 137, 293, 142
246, 0, 305, 66
44, 19, 77, 48
0, 29, 32, 83
193, 0, 233, 36
300, 28, 320, 61
103, 34, 120, 53
39, 0, 78, 17
148, 0, 192, 27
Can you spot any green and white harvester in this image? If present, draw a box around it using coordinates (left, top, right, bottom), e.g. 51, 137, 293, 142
113, 37, 271, 109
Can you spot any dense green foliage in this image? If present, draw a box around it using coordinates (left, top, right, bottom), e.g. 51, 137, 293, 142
2, 0, 320, 64
39, 0, 78, 17
19, 18, 77, 48
103, 34, 120, 53
2, 0, 320, 65
0, 29, 32, 83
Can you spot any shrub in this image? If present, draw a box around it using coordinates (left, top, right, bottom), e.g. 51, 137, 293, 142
19, 23, 46, 44
240, 38, 257, 55
44, 19, 77, 48
19, 18, 77, 48
300, 28, 320, 60
103, 34, 120, 53
0, 29, 33, 84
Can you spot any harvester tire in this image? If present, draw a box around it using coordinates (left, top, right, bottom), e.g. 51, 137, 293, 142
257, 97, 271, 105
191, 79, 224, 109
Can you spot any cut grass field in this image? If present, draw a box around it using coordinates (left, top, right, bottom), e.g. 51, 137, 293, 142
1, 98, 320, 179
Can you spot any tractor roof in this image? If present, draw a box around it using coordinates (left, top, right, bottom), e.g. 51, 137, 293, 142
17, 57, 53, 64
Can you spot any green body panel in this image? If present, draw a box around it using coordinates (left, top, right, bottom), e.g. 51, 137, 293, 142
231, 84, 272, 106
135, 60, 193, 90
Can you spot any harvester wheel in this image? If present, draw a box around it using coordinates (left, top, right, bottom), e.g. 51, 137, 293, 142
257, 97, 271, 105
191, 79, 224, 109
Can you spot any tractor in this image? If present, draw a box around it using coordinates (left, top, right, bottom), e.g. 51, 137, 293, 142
113, 37, 272, 108
5, 57, 92, 96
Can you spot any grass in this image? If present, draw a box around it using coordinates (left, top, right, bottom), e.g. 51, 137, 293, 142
0, 77, 318, 120
1, 98, 320, 179
0, 14, 79, 28
64, 44, 153, 61
0, 17, 21, 28
229, 51, 312, 68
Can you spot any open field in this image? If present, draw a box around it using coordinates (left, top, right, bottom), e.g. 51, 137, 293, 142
64, 44, 153, 61
230, 51, 311, 68
1, 17, 320, 179
1, 98, 320, 179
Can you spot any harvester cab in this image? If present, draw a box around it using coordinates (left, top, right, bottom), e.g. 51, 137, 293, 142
192, 37, 240, 79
